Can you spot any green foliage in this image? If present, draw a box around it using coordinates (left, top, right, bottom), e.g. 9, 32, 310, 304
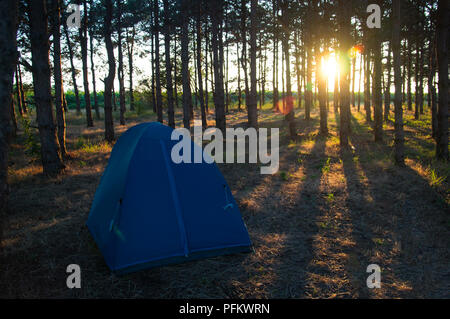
20, 117, 40, 158
430, 169, 446, 188
280, 171, 290, 181
322, 157, 331, 174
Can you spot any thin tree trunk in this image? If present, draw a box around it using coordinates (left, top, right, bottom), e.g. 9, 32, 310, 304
52, 0, 67, 159
164, 0, 175, 128
211, 0, 225, 132
181, 0, 193, 129
150, 8, 156, 113
338, 0, 351, 148
248, 0, 258, 128
63, 21, 81, 114
237, 41, 242, 111
18, 63, 27, 113
15, 65, 23, 116
393, 0, 404, 166
358, 52, 362, 111
10, 94, 17, 137
154, 0, 163, 123
89, 0, 99, 120
436, 0, 449, 160
384, 41, 392, 122
104, 0, 115, 142
117, 0, 126, 125
364, 49, 372, 122
407, 41, 412, 111
126, 26, 136, 112
196, 3, 207, 129
373, 13, 383, 143
80, 0, 93, 127
30, 0, 64, 176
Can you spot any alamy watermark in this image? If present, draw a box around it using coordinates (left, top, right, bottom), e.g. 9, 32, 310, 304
171, 120, 279, 175
66, 4, 81, 29
366, 264, 381, 289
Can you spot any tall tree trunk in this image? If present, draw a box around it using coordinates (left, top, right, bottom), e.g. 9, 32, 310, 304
89, 1, 99, 120
305, 32, 312, 120
126, 26, 136, 112
248, 0, 258, 128
29, 0, 64, 176
364, 48, 372, 122
358, 52, 362, 111
164, 0, 175, 128
414, 42, 420, 120
334, 54, 339, 114
52, 0, 67, 159
337, 0, 351, 148
393, 0, 404, 166
430, 40, 438, 140
237, 41, 242, 111
117, 0, 126, 125
15, 65, 23, 116
211, 0, 225, 132
384, 41, 392, 122
436, 0, 449, 160
294, 31, 301, 110
174, 34, 179, 109
181, 0, 193, 129
104, 0, 115, 142
407, 41, 412, 111
150, 8, 156, 113
154, 0, 163, 123
241, 0, 250, 111
0, 0, 18, 222
351, 54, 356, 108
373, 9, 383, 143
419, 46, 424, 115
204, 27, 209, 113
80, 0, 93, 127
272, 0, 278, 111
18, 63, 27, 113
63, 21, 81, 114
196, 3, 207, 129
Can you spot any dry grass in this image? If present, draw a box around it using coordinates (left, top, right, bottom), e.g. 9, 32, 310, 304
1, 105, 449, 298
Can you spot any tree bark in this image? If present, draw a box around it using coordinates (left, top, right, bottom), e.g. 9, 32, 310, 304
29, 0, 64, 176
89, 0, 100, 120
196, 2, 207, 129
248, 0, 258, 128
80, 0, 93, 127
436, 0, 449, 160
211, 0, 226, 132
337, 0, 351, 148
126, 26, 136, 112
384, 41, 392, 122
181, 0, 193, 129
373, 10, 383, 143
51, 0, 67, 159
393, 0, 404, 166
154, 0, 164, 123
164, 0, 175, 128
103, 0, 115, 142
63, 21, 81, 114
0, 0, 18, 233
117, 0, 126, 125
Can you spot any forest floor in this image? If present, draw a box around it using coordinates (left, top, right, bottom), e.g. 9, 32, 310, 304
1, 103, 449, 298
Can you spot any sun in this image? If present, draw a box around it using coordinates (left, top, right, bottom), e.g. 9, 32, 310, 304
320, 54, 338, 88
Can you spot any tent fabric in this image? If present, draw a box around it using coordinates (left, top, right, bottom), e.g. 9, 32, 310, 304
87, 122, 252, 274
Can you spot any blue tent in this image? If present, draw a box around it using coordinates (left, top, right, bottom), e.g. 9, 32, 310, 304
87, 122, 252, 274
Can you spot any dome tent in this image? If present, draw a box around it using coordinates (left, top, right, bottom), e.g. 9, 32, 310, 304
87, 122, 252, 274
